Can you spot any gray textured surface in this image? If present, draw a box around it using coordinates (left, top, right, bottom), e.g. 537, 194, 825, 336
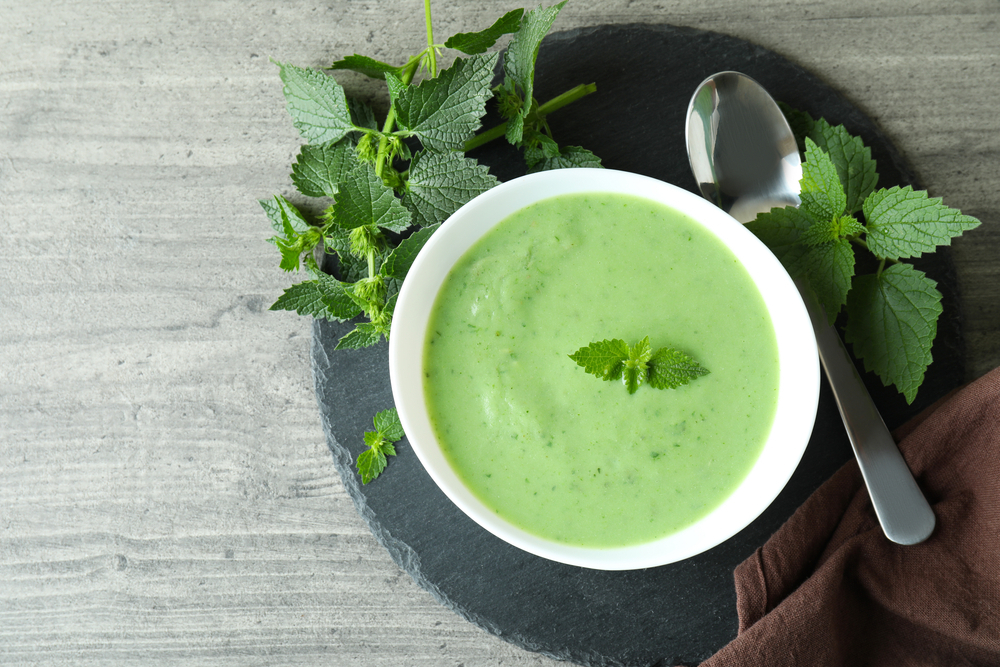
2, 1, 998, 665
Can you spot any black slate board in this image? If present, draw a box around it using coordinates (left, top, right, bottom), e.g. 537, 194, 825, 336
312, 24, 965, 667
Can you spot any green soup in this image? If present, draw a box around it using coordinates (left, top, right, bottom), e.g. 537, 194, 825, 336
422, 192, 779, 548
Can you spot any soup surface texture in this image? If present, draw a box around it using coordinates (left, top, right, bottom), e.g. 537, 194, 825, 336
423, 192, 779, 548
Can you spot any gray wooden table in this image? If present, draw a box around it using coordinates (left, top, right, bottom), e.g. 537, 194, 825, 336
2, 1, 997, 665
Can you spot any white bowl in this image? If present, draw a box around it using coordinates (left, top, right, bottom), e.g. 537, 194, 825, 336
389, 168, 819, 570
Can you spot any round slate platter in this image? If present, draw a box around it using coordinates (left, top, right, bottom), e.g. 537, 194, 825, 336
311, 24, 965, 667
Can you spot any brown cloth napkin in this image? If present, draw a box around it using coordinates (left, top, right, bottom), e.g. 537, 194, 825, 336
702, 366, 1000, 666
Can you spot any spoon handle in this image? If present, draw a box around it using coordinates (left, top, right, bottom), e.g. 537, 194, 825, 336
800, 285, 936, 544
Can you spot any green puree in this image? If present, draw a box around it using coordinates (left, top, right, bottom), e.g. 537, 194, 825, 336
423, 192, 780, 548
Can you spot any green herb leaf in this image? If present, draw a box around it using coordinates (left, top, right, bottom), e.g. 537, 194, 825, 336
800, 137, 847, 221
502, 1, 566, 143
373, 407, 405, 441
808, 118, 878, 214
268, 274, 363, 322
336, 321, 385, 350
844, 263, 943, 404
276, 60, 355, 145
647, 347, 710, 390
260, 195, 310, 234
800, 214, 865, 246
357, 408, 403, 484
443, 8, 524, 54
380, 224, 440, 281
392, 53, 499, 151
622, 336, 653, 394
402, 151, 498, 227
745, 205, 816, 275
527, 145, 603, 173
802, 238, 856, 323
863, 185, 982, 260
330, 163, 412, 233
328, 54, 404, 80
568, 338, 630, 382
291, 139, 358, 198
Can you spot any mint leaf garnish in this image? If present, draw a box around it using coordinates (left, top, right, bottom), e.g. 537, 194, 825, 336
357, 408, 403, 484
622, 337, 654, 394
392, 53, 498, 151
568, 338, 631, 382
444, 9, 524, 54
647, 347, 711, 390
862, 185, 981, 260
402, 151, 498, 227
276, 60, 355, 145
570, 337, 708, 394
844, 264, 942, 404
290, 139, 358, 198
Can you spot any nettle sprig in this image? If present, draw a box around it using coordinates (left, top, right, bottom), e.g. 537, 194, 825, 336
570, 337, 709, 394
263, 1, 601, 483
264, 0, 600, 353
747, 110, 981, 404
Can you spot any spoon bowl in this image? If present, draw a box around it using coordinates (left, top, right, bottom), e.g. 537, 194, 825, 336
686, 71, 802, 223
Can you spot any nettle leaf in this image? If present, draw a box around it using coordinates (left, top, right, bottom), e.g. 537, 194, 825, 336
746, 205, 817, 276
808, 118, 878, 214
315, 271, 365, 320
331, 163, 412, 233
402, 151, 498, 227
260, 195, 310, 234
647, 348, 710, 390
276, 61, 355, 145
373, 407, 405, 442
800, 138, 847, 221
802, 238, 856, 323
527, 144, 603, 173
336, 321, 385, 350
844, 263, 942, 404
291, 139, 358, 198
328, 54, 404, 80
269, 274, 363, 322
863, 185, 982, 260
502, 1, 566, 143
801, 214, 865, 246
444, 9, 524, 54
392, 53, 499, 151
380, 224, 440, 281
569, 338, 630, 382
622, 337, 653, 394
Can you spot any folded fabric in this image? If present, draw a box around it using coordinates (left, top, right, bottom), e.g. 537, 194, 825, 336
702, 366, 1000, 666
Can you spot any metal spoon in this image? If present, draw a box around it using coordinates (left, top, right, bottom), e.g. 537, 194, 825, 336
684, 71, 935, 545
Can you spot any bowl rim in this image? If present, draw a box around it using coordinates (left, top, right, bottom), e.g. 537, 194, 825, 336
389, 168, 819, 570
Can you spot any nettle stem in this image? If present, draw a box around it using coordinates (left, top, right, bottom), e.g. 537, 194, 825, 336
423, 0, 437, 77
464, 82, 597, 151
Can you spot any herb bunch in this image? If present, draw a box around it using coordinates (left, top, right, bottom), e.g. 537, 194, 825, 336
264, 0, 600, 351
748, 110, 981, 403
264, 1, 601, 483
